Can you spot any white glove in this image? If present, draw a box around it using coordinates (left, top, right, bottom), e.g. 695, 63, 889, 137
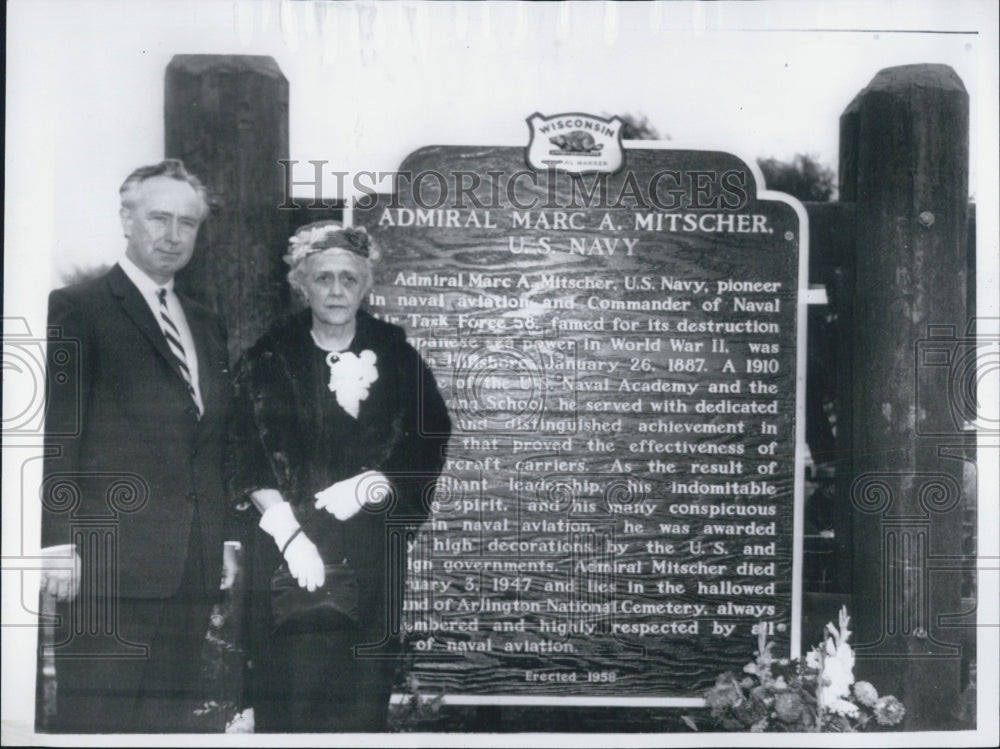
40, 544, 81, 601
259, 502, 325, 591
221, 540, 241, 590
314, 470, 391, 521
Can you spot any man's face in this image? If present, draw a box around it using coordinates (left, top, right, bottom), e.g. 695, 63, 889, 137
300, 251, 369, 330
121, 176, 204, 284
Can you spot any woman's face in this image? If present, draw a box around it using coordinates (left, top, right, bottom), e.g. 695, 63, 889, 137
299, 251, 368, 329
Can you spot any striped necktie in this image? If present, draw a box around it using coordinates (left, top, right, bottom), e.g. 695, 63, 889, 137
157, 288, 200, 414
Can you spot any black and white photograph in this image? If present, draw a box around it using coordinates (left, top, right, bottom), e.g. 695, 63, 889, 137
3, 1, 998, 745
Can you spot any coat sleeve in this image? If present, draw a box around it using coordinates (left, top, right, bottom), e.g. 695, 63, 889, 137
42, 289, 89, 548
384, 341, 451, 521
225, 351, 284, 510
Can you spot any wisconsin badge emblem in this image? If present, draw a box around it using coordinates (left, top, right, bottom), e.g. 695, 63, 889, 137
525, 112, 625, 174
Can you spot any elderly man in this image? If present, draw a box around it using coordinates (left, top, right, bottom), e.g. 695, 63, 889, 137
39, 159, 233, 732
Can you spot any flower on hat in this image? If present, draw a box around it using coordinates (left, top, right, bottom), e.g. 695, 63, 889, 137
284, 222, 376, 266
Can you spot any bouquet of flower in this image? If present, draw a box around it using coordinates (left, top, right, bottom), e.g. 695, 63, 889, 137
701, 607, 905, 732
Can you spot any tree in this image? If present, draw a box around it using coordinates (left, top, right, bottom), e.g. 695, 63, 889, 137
756, 154, 836, 202
59, 264, 112, 287
607, 112, 667, 141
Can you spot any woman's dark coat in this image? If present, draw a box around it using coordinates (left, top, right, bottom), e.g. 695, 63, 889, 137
228, 309, 451, 650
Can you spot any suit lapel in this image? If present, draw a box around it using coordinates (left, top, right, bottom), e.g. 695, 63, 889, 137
108, 265, 218, 421
107, 265, 185, 381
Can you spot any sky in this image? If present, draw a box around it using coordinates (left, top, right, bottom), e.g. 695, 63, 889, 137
3, 1, 999, 745
4, 0, 996, 284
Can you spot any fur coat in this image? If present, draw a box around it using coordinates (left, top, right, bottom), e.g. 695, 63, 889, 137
228, 309, 451, 642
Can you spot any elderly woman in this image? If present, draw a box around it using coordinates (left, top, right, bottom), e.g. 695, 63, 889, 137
228, 221, 451, 732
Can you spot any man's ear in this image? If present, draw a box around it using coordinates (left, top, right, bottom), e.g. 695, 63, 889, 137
119, 207, 133, 238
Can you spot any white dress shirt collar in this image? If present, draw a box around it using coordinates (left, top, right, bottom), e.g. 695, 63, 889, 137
119, 255, 174, 299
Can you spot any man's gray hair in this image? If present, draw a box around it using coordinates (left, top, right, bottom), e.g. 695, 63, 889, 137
119, 159, 210, 218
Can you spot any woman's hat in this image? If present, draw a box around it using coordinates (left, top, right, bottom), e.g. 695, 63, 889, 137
284, 221, 376, 266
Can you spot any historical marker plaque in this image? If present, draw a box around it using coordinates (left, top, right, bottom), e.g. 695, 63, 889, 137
354, 124, 805, 703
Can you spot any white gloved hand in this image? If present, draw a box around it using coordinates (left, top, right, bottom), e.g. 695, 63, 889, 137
259, 502, 325, 590
314, 470, 391, 521
40, 544, 81, 601
283, 534, 326, 591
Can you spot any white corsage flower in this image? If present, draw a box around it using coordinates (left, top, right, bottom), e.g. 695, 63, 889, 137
325, 350, 378, 418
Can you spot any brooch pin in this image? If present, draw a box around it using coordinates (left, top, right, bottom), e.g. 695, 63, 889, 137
324, 350, 378, 418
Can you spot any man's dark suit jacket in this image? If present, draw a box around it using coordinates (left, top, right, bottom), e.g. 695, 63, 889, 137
43, 263, 231, 599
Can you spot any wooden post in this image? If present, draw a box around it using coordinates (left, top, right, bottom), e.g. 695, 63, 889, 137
803, 201, 854, 466
165, 55, 291, 362
804, 201, 855, 595
834, 93, 864, 596
840, 64, 969, 729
